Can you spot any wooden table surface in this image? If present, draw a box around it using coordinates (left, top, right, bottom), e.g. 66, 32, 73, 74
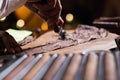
21, 30, 119, 54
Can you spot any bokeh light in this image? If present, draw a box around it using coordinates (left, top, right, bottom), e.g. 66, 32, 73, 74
0, 17, 6, 22
65, 13, 74, 22
41, 22, 48, 31
16, 19, 25, 28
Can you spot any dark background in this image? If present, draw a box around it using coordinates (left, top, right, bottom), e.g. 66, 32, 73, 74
0, 0, 120, 31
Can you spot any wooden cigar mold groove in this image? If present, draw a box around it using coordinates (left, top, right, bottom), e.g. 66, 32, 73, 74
0, 50, 120, 80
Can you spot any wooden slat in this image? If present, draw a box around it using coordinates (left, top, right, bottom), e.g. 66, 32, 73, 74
42, 54, 66, 80
104, 53, 117, 80
23, 54, 50, 80
4, 56, 34, 80
63, 54, 82, 80
83, 53, 98, 80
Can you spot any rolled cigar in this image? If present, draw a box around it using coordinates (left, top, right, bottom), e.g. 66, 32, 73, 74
4, 56, 34, 80
42, 54, 66, 80
94, 17, 120, 22
93, 21, 119, 28
63, 54, 82, 80
93, 21, 118, 26
104, 53, 117, 80
83, 53, 98, 80
99, 17, 120, 22
22, 54, 50, 80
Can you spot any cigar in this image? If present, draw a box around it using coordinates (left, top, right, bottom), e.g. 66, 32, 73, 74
94, 17, 120, 24
93, 21, 119, 28
33, 54, 58, 80
4, 56, 34, 80
42, 54, 66, 80
83, 53, 98, 80
93, 17, 120, 29
98, 17, 120, 22
63, 54, 82, 80
23, 54, 50, 80
104, 53, 117, 80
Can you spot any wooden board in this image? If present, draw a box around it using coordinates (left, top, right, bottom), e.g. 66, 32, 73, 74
21, 30, 118, 54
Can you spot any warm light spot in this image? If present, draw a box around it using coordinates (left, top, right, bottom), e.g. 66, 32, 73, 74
15, 6, 31, 19
0, 17, 6, 21
16, 19, 25, 28
0, 63, 3, 68
41, 22, 48, 31
66, 13, 74, 22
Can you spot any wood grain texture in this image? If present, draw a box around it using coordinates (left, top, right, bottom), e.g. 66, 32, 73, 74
21, 30, 118, 55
